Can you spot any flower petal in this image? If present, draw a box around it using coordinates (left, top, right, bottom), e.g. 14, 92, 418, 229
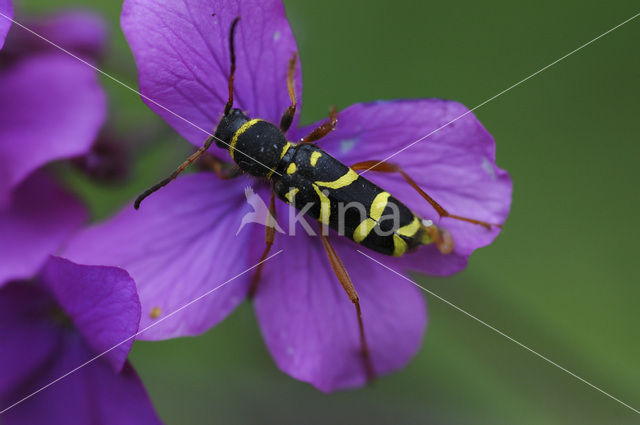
121, 0, 302, 149
40, 257, 141, 372
0, 282, 62, 399
0, 53, 106, 199
4, 10, 108, 62
293, 100, 512, 275
1, 333, 162, 425
253, 221, 427, 392
64, 173, 256, 340
0, 0, 12, 50
0, 173, 86, 286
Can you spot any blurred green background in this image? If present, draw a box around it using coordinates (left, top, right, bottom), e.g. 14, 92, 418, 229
18, 0, 640, 423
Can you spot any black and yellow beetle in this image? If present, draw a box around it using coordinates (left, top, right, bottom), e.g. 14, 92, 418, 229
134, 17, 497, 379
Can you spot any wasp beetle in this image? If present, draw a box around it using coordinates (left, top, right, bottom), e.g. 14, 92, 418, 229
135, 17, 499, 380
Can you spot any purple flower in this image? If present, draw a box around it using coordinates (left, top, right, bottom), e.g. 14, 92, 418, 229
1, 9, 108, 65
0, 9, 107, 285
64, 0, 512, 391
0, 0, 11, 50
0, 256, 162, 425
0, 173, 87, 287
0, 8, 161, 421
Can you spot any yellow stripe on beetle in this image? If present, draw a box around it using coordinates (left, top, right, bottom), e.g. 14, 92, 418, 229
397, 216, 421, 238
351, 191, 392, 244
353, 218, 377, 243
284, 187, 299, 203
286, 163, 297, 175
266, 142, 292, 179
229, 119, 262, 160
315, 169, 358, 189
392, 235, 408, 256
312, 185, 331, 225
369, 192, 390, 221
280, 142, 292, 159
310, 151, 322, 167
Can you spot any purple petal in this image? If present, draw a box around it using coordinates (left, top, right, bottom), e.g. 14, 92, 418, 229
33, 11, 107, 59
2, 332, 162, 425
40, 257, 141, 372
0, 173, 86, 286
0, 53, 106, 197
64, 173, 256, 340
0, 0, 12, 50
0, 282, 62, 399
253, 220, 427, 392
4, 10, 108, 62
294, 100, 512, 276
121, 0, 302, 150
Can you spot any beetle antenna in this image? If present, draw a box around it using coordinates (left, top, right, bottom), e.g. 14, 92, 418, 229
224, 16, 240, 115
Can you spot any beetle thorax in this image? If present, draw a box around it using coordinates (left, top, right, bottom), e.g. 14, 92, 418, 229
214, 109, 288, 178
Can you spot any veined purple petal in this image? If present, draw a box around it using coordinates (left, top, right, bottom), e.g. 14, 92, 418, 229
0, 53, 106, 198
0, 282, 62, 399
0, 173, 86, 287
253, 205, 427, 392
0, 0, 12, 50
4, 10, 108, 62
121, 0, 302, 151
64, 173, 257, 340
294, 100, 512, 276
41, 257, 141, 372
1, 332, 163, 425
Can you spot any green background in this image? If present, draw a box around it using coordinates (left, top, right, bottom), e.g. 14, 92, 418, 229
19, 0, 640, 423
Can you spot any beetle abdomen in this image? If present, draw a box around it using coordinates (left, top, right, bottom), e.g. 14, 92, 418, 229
273, 144, 434, 256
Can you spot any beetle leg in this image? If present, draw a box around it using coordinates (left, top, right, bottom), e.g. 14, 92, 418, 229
135, 17, 241, 209
134, 136, 215, 209
299, 106, 338, 144
248, 189, 278, 298
319, 233, 375, 383
279, 53, 298, 132
350, 161, 501, 229
198, 154, 242, 179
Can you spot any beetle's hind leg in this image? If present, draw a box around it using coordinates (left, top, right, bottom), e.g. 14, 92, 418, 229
279, 53, 298, 132
320, 233, 375, 383
299, 106, 338, 144
248, 189, 278, 297
350, 161, 501, 229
